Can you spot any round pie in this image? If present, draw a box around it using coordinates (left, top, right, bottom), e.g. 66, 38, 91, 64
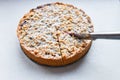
17, 2, 94, 66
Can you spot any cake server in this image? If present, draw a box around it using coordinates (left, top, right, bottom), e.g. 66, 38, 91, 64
69, 32, 120, 39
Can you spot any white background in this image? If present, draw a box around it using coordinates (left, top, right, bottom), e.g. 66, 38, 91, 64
0, 0, 120, 80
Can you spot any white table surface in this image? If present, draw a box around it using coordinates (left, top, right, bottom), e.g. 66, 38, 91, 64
0, 0, 120, 80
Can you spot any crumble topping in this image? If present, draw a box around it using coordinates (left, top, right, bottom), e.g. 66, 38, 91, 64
17, 2, 93, 59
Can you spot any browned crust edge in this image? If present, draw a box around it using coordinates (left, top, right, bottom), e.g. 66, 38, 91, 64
20, 40, 92, 66
62, 41, 92, 66
21, 45, 63, 66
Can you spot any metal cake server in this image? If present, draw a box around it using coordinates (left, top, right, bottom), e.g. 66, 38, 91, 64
69, 32, 120, 40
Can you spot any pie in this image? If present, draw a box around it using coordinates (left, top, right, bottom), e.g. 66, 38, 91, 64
17, 2, 94, 66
